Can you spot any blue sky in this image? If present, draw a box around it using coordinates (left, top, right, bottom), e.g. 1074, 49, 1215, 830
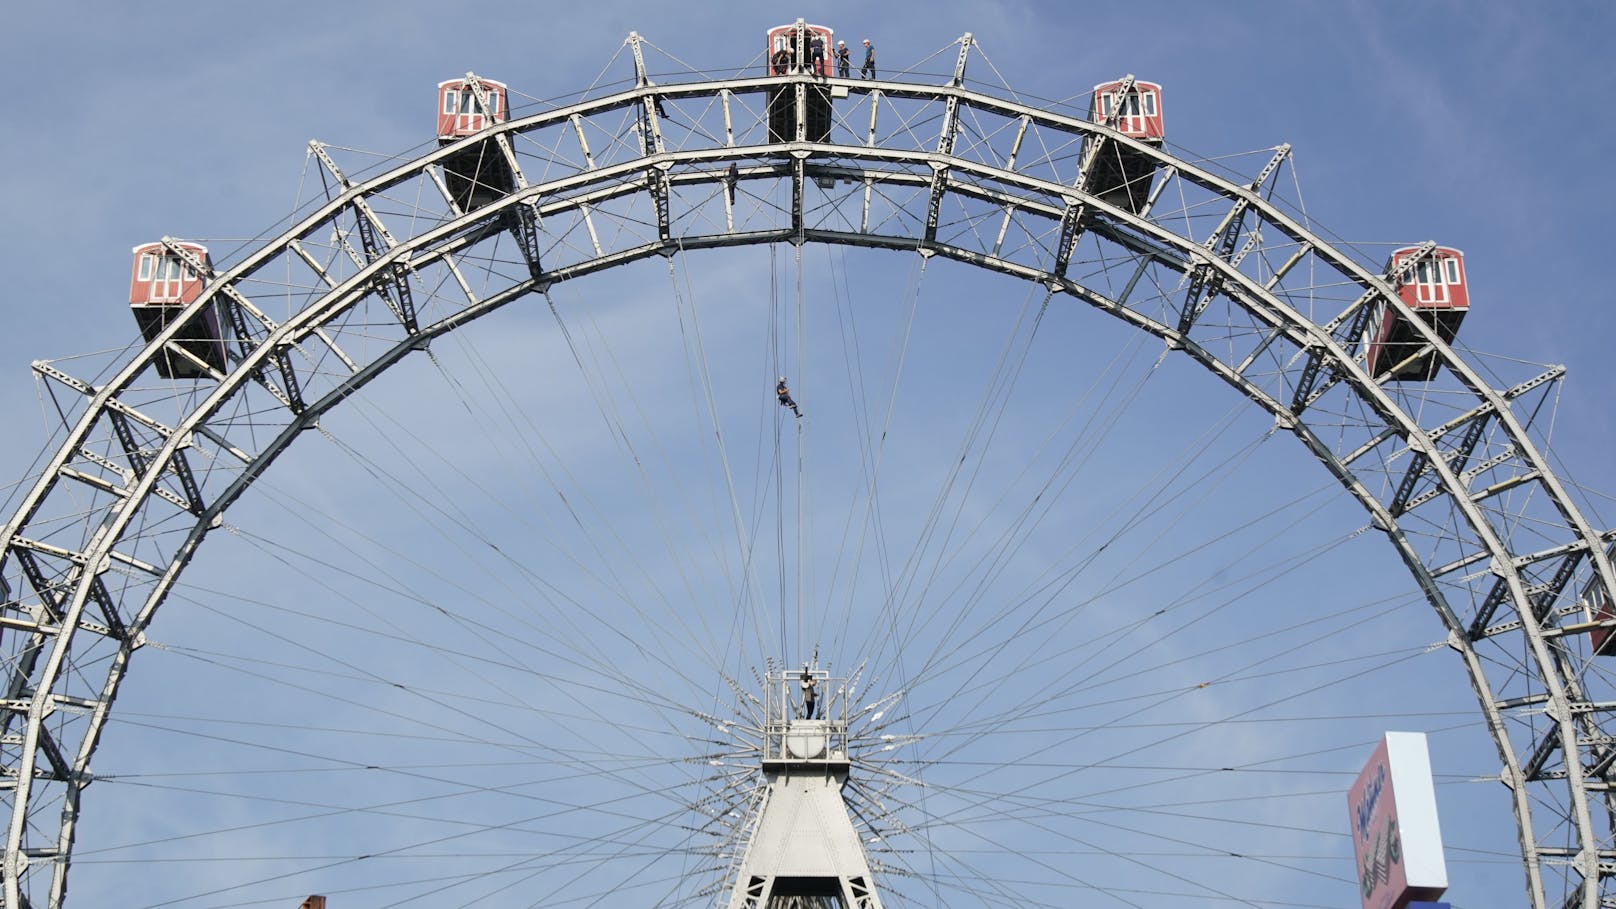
1, 2, 1613, 908
3, 1, 1612, 486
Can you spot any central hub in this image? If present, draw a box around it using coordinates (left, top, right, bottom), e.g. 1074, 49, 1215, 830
761, 666, 849, 771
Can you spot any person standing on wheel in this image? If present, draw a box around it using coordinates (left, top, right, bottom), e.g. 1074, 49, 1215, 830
836, 41, 851, 78
860, 39, 876, 79
800, 667, 818, 719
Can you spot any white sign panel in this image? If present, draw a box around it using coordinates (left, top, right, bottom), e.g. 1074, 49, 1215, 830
1347, 731, 1448, 909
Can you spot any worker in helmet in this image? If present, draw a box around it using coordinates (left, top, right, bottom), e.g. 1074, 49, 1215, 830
776, 377, 802, 418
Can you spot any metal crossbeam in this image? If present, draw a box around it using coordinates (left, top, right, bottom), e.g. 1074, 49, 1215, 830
1290, 241, 1436, 414
10, 550, 61, 626
1391, 413, 1491, 516
176, 238, 342, 396
1177, 144, 1289, 334
1472, 550, 1588, 641
310, 141, 419, 335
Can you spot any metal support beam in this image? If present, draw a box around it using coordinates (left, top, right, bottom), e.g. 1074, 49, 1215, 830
310, 141, 419, 335
920, 35, 972, 250
221, 300, 301, 412
1523, 726, 1563, 782
25, 364, 217, 515
83, 576, 128, 643
165, 449, 206, 517
990, 114, 1031, 257
1177, 144, 1289, 334
567, 115, 608, 258
1472, 550, 1587, 641
1053, 76, 1135, 279
791, 154, 806, 243
1289, 241, 1435, 414
508, 204, 546, 283
10, 550, 61, 626
1391, 414, 1490, 516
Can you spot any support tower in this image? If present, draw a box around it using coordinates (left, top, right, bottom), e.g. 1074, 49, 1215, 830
725, 668, 885, 909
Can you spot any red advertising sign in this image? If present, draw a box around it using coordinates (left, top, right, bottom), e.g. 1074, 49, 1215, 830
1348, 733, 1447, 909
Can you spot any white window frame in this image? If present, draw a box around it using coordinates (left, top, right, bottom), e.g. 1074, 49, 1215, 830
443, 91, 457, 115
1102, 90, 1150, 125
1407, 257, 1449, 304
137, 253, 153, 281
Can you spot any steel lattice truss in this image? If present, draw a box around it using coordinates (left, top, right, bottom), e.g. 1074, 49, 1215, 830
1, 33, 1614, 909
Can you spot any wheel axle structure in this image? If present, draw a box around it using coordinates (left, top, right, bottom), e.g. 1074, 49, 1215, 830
1, 30, 1614, 909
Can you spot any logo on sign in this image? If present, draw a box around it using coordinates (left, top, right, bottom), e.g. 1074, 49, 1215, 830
1353, 763, 1386, 843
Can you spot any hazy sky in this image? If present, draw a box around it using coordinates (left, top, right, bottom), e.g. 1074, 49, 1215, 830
1, 2, 1613, 908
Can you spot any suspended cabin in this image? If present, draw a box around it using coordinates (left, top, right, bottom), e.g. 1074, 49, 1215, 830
129, 242, 227, 380
436, 75, 514, 211
1085, 79, 1164, 215
766, 21, 834, 143
1588, 544, 1616, 656
1365, 246, 1469, 381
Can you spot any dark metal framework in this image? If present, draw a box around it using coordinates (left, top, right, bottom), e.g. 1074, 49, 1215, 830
0, 32, 1613, 909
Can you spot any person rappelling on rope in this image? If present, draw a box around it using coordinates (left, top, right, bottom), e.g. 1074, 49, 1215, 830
776, 377, 802, 418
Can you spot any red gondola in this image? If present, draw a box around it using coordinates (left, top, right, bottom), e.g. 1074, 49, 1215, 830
1592, 602, 1616, 657
1590, 549, 1616, 656
765, 21, 835, 143
128, 241, 227, 379
437, 75, 508, 140
1085, 78, 1164, 215
1091, 79, 1164, 141
436, 74, 515, 211
766, 22, 834, 77
1365, 246, 1469, 381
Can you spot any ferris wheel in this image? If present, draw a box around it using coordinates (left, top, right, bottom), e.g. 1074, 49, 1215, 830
1, 24, 1614, 909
